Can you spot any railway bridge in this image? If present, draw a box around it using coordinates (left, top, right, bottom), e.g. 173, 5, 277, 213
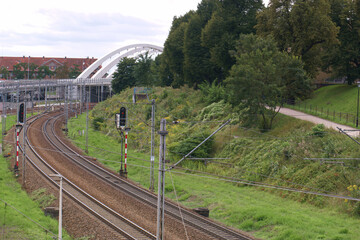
0, 43, 163, 106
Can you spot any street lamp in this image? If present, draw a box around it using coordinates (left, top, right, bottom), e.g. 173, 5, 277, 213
356, 81, 360, 128
49, 174, 63, 240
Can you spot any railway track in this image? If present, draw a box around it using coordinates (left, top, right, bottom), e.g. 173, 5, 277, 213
23, 111, 156, 240
38, 112, 254, 240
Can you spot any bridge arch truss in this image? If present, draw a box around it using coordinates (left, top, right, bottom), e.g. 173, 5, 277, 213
78, 44, 163, 79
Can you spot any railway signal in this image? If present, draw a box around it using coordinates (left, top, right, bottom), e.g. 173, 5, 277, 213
15, 103, 26, 177
119, 107, 126, 129
18, 103, 25, 124
115, 107, 130, 177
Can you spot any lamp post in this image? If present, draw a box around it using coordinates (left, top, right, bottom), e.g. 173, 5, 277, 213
357, 81, 360, 128
49, 174, 63, 240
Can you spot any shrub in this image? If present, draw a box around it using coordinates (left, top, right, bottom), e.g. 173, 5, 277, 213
310, 124, 326, 137
92, 116, 105, 131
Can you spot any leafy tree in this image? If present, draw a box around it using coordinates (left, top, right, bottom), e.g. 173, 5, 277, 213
12, 63, 27, 79
133, 52, 154, 87
198, 80, 225, 104
69, 64, 81, 79
0, 66, 10, 79
225, 34, 312, 130
256, 0, 339, 77
323, 0, 360, 84
201, 0, 263, 79
54, 64, 71, 79
160, 13, 193, 87
37, 65, 53, 79
183, 14, 212, 87
111, 57, 137, 93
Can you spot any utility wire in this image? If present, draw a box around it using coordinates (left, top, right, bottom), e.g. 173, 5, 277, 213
170, 170, 360, 202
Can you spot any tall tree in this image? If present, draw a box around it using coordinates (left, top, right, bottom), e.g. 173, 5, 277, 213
69, 64, 81, 79
37, 65, 53, 79
0, 66, 10, 79
323, 0, 360, 84
256, 0, 339, 77
201, 0, 263, 79
183, 14, 214, 87
111, 57, 137, 93
225, 34, 311, 130
160, 12, 193, 87
133, 52, 154, 87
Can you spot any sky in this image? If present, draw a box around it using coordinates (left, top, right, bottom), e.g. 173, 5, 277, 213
0, 0, 269, 58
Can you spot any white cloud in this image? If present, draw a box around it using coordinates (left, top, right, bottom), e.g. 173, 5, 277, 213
0, 0, 200, 57
0, 0, 269, 58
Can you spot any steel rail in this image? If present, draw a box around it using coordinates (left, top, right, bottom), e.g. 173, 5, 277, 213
46, 113, 253, 240
22, 112, 155, 240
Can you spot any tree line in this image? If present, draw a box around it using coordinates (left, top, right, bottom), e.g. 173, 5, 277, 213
111, 0, 360, 129
0, 63, 82, 80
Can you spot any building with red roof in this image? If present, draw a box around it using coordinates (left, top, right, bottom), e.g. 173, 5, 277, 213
0, 56, 97, 79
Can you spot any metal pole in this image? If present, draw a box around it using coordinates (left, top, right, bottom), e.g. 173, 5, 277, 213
38, 80, 41, 102
157, 119, 167, 240
45, 82, 48, 109
85, 87, 89, 153
1, 85, 5, 154
150, 99, 155, 191
31, 86, 34, 115
101, 84, 104, 102
65, 85, 68, 133
50, 174, 63, 240
69, 83, 72, 116
59, 176, 63, 240
22, 115, 27, 184
3, 91, 6, 137
22, 87, 27, 184
356, 86, 359, 127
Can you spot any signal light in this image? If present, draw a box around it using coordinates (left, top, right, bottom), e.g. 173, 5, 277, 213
120, 107, 126, 128
18, 103, 25, 124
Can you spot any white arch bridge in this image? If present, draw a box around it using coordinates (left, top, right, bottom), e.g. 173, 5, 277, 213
78, 43, 163, 79
0, 44, 163, 105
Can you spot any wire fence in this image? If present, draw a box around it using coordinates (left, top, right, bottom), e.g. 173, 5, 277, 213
287, 101, 358, 127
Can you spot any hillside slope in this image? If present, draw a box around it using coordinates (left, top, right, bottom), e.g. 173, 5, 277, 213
67, 86, 360, 239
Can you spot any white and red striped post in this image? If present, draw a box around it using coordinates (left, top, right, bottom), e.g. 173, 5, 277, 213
14, 125, 21, 177
124, 130, 128, 174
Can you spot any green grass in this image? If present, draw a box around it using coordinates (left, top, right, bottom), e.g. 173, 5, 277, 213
68, 112, 360, 240
287, 84, 360, 127
0, 113, 72, 240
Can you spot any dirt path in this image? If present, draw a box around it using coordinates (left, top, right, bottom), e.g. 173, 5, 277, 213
278, 107, 360, 137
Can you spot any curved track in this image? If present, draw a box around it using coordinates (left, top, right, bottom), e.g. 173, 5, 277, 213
37, 112, 255, 240
24, 112, 156, 240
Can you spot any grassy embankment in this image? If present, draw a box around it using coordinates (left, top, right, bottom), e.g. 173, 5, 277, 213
67, 86, 360, 240
287, 84, 359, 127
0, 114, 72, 239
